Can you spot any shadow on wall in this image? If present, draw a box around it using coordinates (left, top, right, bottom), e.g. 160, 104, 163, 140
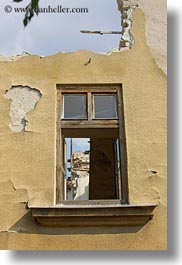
9, 210, 143, 235
167, 10, 180, 259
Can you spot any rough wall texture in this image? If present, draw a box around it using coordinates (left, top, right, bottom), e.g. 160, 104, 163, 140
118, 0, 167, 73
138, 0, 167, 74
0, 1, 167, 250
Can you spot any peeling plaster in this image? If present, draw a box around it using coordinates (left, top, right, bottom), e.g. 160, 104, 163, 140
0, 1, 167, 249
117, 0, 167, 73
137, 0, 167, 74
4, 86, 42, 132
0, 0, 167, 74
0, 52, 32, 62
117, 0, 138, 49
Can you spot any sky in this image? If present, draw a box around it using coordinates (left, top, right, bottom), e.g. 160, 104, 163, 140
65, 138, 90, 178
0, 0, 120, 175
0, 0, 121, 56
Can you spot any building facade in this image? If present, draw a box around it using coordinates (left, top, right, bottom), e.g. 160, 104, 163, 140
0, 0, 167, 250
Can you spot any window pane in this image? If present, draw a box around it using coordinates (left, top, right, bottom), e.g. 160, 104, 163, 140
94, 95, 118, 119
63, 95, 87, 119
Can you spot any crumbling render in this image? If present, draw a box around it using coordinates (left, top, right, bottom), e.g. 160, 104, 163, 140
117, 0, 138, 49
4, 85, 42, 132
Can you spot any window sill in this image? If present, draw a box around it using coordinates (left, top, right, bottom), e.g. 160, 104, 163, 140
30, 204, 157, 227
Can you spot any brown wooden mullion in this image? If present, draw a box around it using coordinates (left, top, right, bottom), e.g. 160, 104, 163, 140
88, 91, 92, 121
117, 87, 129, 204
56, 94, 62, 204
60, 120, 119, 129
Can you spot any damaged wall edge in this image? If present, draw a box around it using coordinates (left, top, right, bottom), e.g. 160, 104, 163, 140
4, 85, 42, 132
117, 0, 167, 74
117, 0, 138, 49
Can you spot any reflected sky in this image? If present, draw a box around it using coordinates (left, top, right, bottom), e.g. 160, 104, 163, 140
65, 138, 90, 178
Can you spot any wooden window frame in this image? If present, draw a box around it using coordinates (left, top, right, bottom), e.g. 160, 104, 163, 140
30, 83, 157, 228
56, 84, 129, 205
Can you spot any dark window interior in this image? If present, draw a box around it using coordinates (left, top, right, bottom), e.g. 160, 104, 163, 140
64, 131, 120, 201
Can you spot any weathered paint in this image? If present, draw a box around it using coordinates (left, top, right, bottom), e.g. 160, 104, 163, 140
4, 85, 42, 132
0, 2, 167, 250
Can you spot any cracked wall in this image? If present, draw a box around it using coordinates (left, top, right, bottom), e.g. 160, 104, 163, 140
0, 1, 167, 250
4, 86, 42, 132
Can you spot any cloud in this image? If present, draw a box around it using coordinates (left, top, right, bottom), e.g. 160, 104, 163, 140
73, 138, 90, 152
65, 138, 90, 156
0, 0, 121, 55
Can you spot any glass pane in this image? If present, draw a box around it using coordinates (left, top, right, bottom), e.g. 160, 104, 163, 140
63, 95, 87, 119
94, 95, 118, 119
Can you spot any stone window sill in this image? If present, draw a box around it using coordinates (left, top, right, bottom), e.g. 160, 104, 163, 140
30, 204, 157, 227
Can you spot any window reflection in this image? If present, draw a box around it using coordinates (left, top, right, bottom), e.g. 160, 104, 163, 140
93, 94, 118, 119
63, 94, 87, 119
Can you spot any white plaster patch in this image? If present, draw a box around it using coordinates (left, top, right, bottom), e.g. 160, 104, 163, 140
4, 85, 42, 132
117, 0, 138, 49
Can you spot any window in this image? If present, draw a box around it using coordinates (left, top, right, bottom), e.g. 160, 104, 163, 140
30, 84, 157, 227
56, 84, 128, 205
63, 94, 87, 119
93, 94, 118, 119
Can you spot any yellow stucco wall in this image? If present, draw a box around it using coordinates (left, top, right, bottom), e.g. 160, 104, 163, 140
0, 7, 167, 250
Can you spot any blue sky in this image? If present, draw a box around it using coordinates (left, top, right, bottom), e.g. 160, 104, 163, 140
0, 0, 121, 56
0, 0, 120, 177
65, 138, 90, 178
